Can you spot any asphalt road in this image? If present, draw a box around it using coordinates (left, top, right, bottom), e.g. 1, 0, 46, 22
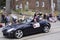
0, 21, 60, 40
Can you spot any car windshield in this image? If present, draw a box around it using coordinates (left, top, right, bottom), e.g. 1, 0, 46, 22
22, 18, 33, 23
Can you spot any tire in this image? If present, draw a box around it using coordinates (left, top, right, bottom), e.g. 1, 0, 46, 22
14, 30, 23, 39
43, 26, 50, 33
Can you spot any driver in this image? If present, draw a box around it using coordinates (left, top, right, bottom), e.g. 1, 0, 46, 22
34, 12, 40, 22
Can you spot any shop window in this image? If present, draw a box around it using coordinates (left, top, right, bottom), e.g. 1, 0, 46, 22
26, 1, 29, 8
19, 3, 22, 9
25, 1, 29, 10
53, 3, 55, 8
16, 0, 18, 1
36, 1, 39, 7
42, 2, 45, 7
16, 5, 19, 9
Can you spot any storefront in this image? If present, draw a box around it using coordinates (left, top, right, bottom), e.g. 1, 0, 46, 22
11, 0, 57, 11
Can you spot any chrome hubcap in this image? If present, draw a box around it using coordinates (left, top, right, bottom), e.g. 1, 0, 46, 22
15, 30, 23, 38
44, 26, 49, 32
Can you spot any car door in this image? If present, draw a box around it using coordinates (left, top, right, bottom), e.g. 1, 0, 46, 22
23, 22, 41, 35
23, 19, 41, 35
32, 22, 41, 33
23, 22, 36, 35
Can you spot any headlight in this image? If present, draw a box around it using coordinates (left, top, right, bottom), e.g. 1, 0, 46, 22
7, 28, 15, 32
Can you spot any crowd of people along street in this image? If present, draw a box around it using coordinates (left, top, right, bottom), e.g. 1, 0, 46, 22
33, 10, 57, 23
0, 9, 58, 27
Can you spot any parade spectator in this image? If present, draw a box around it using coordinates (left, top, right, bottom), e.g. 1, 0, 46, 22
48, 13, 57, 22
34, 10, 39, 18
49, 13, 53, 18
43, 13, 48, 19
16, 20, 20, 24
43, 13, 49, 20
1, 13, 5, 23
1, 13, 7, 25
21, 15, 25, 21
11, 14, 18, 23
34, 12, 40, 22
6, 14, 11, 22
5, 14, 11, 25
38, 12, 43, 20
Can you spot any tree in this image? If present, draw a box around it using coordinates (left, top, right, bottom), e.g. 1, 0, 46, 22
0, 0, 6, 7
6, 0, 11, 14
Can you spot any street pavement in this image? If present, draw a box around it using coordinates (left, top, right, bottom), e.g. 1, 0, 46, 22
0, 21, 60, 40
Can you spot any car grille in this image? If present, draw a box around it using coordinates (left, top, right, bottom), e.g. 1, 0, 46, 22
3, 29, 7, 33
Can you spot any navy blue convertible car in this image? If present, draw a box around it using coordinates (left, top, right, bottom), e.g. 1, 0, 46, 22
2, 18, 51, 39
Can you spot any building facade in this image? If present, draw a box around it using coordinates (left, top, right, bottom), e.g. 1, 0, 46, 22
57, 0, 60, 11
11, 0, 57, 11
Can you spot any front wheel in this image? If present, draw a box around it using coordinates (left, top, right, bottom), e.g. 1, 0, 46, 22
43, 26, 50, 33
14, 30, 23, 39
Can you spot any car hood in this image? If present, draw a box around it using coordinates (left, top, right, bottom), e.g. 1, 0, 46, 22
3, 23, 26, 30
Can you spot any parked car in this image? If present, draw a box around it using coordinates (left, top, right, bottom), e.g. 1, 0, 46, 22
57, 14, 60, 21
2, 18, 51, 39
0, 23, 5, 28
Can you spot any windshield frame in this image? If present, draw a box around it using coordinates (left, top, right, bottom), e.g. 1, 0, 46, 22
21, 18, 33, 23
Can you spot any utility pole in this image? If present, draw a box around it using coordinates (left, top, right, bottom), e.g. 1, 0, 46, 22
6, 0, 11, 14
51, 0, 54, 14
